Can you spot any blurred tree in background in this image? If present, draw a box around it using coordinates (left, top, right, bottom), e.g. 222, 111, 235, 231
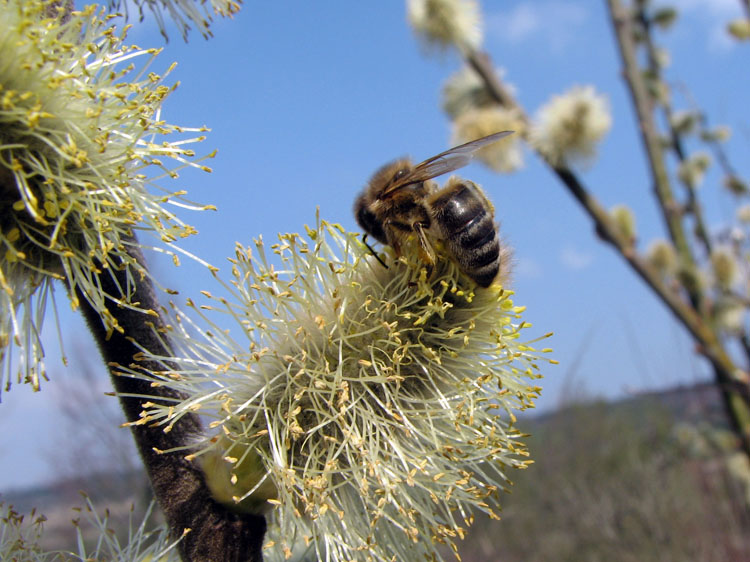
408, 0, 750, 460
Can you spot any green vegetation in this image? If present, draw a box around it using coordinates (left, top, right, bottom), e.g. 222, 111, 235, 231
6, 384, 749, 560
454, 387, 750, 561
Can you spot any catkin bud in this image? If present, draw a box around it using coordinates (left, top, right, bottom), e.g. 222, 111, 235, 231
713, 298, 745, 334
728, 19, 750, 41
647, 239, 677, 277
677, 263, 704, 294
711, 247, 738, 290
724, 176, 748, 196
610, 204, 637, 243
201, 436, 278, 514
701, 125, 731, 143
737, 204, 750, 223
670, 111, 698, 136
677, 152, 711, 189
652, 7, 678, 30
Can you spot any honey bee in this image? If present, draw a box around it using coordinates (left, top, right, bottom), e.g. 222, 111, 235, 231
354, 131, 511, 287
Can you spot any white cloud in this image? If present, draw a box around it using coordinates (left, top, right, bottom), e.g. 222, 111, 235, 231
495, 4, 540, 43
559, 245, 593, 270
485, 1, 588, 50
514, 256, 543, 279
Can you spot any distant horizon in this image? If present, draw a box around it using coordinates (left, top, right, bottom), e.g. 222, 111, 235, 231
1, 378, 725, 495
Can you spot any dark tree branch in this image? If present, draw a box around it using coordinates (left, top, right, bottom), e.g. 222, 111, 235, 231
742, 0, 750, 22
76, 243, 266, 562
12, 3, 266, 559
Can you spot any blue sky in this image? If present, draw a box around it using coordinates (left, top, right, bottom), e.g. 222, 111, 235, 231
2, 0, 749, 490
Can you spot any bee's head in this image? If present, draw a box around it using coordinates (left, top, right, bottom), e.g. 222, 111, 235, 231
354, 192, 388, 244
364, 159, 412, 199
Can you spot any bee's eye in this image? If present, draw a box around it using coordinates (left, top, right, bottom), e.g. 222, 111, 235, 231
356, 206, 387, 244
393, 168, 408, 181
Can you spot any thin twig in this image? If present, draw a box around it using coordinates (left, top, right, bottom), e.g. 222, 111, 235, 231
608, 0, 706, 312
677, 83, 743, 182
465, 50, 727, 379
635, 8, 713, 257
462, 9, 750, 458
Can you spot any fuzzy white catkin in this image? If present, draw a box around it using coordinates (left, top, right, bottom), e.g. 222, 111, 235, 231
442, 65, 516, 119
0, 0, 213, 395
530, 85, 612, 168
452, 107, 525, 173
407, 0, 483, 51
118, 0, 239, 39
127, 217, 553, 562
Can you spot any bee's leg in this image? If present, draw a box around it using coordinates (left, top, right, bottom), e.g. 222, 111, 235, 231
389, 232, 403, 258
414, 223, 436, 276
363, 234, 388, 269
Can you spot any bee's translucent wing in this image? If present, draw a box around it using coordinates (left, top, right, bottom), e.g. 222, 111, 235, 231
385, 131, 513, 194
415, 131, 513, 176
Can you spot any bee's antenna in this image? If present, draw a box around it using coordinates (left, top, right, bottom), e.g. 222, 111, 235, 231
363, 234, 388, 269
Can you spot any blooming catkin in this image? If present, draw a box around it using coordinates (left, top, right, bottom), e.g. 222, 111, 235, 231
0, 0, 213, 394
452, 107, 526, 173
442, 65, 515, 120
127, 216, 552, 561
407, 0, 483, 52
530, 85, 611, 168
114, 0, 240, 40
